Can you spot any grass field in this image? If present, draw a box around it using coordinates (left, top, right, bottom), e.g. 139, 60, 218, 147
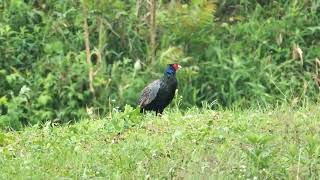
0, 105, 320, 179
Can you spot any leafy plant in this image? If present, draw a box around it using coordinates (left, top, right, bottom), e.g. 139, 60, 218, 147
1, 0, 320, 129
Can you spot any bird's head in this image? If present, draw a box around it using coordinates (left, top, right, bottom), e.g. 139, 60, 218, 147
165, 63, 181, 75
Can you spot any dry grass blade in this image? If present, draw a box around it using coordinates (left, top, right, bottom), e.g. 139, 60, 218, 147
292, 44, 303, 65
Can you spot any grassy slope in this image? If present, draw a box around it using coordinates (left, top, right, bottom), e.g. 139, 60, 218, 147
0, 105, 320, 179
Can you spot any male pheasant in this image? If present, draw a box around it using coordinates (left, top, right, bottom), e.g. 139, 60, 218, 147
138, 63, 181, 115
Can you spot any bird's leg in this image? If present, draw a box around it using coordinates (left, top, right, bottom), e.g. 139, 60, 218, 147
156, 109, 163, 117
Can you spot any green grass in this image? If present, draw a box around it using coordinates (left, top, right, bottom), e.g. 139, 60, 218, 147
0, 105, 320, 179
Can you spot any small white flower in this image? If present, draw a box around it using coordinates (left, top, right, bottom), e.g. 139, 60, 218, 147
134, 60, 142, 71
240, 165, 246, 169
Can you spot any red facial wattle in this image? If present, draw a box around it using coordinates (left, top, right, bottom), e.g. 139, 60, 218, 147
172, 63, 181, 71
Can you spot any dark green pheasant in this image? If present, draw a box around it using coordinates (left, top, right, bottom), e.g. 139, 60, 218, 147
138, 63, 181, 115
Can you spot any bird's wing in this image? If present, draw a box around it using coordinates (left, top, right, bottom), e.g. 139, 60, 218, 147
138, 80, 161, 107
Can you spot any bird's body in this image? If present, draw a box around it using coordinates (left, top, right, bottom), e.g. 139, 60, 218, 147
138, 64, 180, 115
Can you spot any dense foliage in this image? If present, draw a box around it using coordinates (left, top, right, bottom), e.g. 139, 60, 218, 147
0, 0, 320, 129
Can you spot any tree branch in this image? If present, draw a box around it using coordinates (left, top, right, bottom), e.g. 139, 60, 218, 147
149, 0, 156, 63
82, 0, 95, 95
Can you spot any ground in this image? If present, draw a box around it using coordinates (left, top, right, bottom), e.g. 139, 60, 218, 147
0, 105, 320, 179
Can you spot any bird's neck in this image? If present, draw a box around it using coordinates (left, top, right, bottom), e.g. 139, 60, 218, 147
162, 73, 176, 82
164, 66, 176, 76
164, 72, 176, 77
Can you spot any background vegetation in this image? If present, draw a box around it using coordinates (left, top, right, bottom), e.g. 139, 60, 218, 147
0, 0, 320, 129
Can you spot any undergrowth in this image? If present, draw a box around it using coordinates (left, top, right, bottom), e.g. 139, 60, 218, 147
1, 0, 320, 129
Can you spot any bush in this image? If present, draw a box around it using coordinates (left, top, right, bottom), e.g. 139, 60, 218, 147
0, 0, 320, 129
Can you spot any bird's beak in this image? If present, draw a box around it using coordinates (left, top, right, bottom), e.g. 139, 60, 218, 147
178, 64, 182, 69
